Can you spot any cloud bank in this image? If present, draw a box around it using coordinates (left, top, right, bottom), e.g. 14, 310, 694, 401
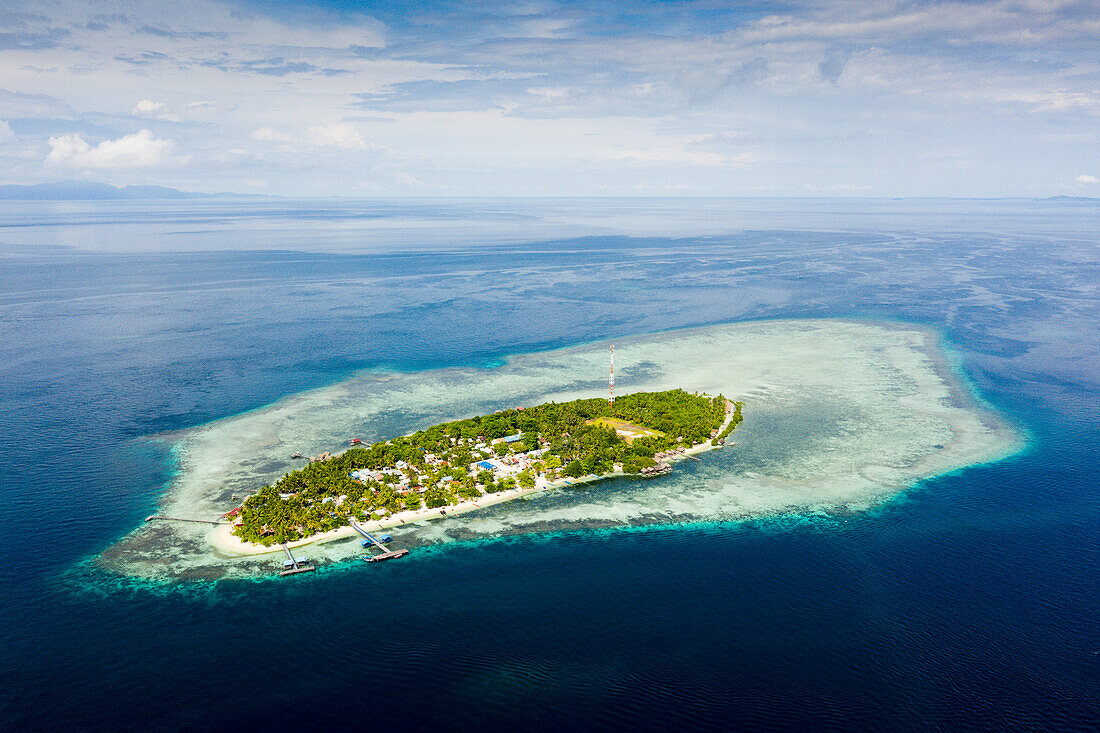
0, 0, 1096, 195
46, 129, 187, 168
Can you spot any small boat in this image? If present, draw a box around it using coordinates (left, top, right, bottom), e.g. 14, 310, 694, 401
291, 452, 304, 459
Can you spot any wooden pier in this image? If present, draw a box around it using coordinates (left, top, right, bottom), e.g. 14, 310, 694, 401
145, 515, 224, 525
279, 544, 315, 576
349, 519, 410, 563
365, 548, 410, 562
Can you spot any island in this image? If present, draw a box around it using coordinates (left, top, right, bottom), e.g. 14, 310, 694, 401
100, 319, 1021, 582
230, 389, 742, 547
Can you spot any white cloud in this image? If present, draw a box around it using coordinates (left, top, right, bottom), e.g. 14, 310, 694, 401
1075, 174, 1098, 184
306, 123, 368, 150
0, 120, 13, 143
132, 99, 182, 122
46, 129, 187, 168
133, 99, 166, 115
252, 127, 295, 143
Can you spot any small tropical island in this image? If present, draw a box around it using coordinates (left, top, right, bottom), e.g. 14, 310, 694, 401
105, 319, 1021, 581
229, 389, 742, 548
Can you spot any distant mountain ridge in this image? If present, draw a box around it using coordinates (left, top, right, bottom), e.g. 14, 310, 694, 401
0, 181, 207, 200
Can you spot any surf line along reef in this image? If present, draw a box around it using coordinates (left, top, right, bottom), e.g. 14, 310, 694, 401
220, 389, 743, 553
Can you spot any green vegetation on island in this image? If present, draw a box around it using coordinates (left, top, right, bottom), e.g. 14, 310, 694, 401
233, 389, 742, 545
713, 401, 743, 444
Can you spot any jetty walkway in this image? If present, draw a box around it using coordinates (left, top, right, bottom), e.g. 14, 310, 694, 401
349, 519, 409, 562
279, 544, 315, 575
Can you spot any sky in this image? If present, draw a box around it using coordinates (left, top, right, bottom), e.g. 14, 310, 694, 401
0, 0, 1097, 197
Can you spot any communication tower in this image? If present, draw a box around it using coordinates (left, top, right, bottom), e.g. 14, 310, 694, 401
609, 344, 615, 405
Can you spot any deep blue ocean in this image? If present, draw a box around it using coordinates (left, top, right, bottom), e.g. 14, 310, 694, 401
0, 198, 1098, 730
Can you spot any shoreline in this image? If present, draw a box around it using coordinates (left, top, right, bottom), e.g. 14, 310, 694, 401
209, 403, 736, 557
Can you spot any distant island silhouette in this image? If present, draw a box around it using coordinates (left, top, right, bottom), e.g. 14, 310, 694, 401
0, 181, 272, 200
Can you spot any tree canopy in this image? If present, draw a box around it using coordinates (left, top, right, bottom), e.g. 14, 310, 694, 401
233, 389, 739, 545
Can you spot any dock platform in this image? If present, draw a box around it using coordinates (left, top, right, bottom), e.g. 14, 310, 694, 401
278, 544, 315, 576
280, 565, 316, 576
349, 519, 410, 563
364, 548, 410, 563
277, 561, 316, 572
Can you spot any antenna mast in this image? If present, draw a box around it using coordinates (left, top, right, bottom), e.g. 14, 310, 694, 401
609, 345, 615, 405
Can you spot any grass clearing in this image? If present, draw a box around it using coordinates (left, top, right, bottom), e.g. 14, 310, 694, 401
586, 416, 665, 443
